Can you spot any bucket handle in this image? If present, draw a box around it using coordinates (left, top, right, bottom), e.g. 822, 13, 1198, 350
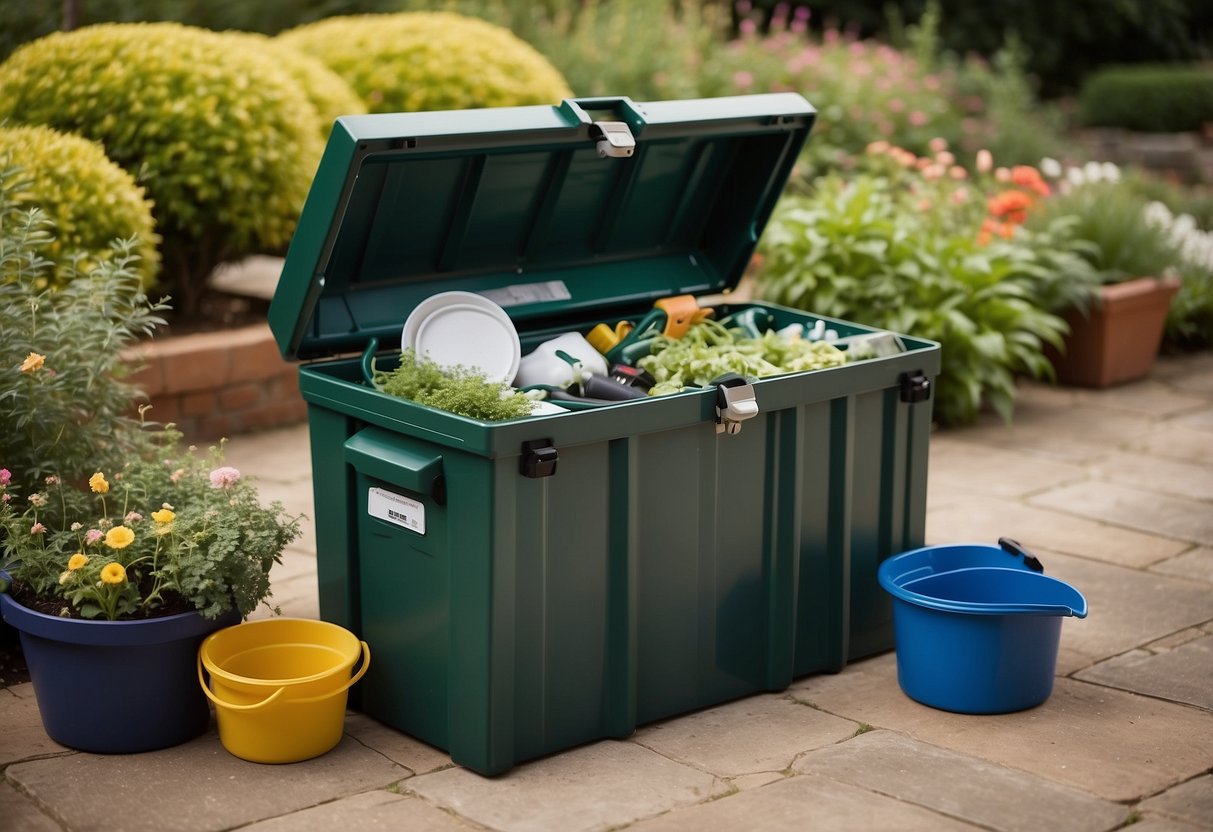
197, 641, 371, 710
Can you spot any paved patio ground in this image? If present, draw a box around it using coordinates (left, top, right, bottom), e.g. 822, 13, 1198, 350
3, 353, 1211, 832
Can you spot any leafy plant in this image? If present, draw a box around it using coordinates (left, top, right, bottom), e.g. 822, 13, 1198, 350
0, 164, 165, 502
755, 150, 1102, 425
0, 429, 301, 620
0, 22, 325, 318
1142, 201, 1213, 350
373, 350, 534, 421
277, 12, 572, 113
1028, 181, 1185, 284
0, 127, 160, 289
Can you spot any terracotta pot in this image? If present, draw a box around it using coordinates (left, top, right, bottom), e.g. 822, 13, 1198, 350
1048, 275, 1181, 388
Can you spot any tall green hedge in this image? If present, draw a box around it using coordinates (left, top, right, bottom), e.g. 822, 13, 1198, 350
1079, 65, 1213, 133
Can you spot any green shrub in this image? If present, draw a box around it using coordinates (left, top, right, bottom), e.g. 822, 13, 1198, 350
1029, 181, 1186, 284
0, 22, 325, 317
1142, 201, 1213, 350
1079, 65, 1213, 133
0, 125, 159, 288
0, 163, 165, 504
755, 161, 1102, 426
277, 12, 572, 113
222, 31, 368, 142
403, 0, 732, 101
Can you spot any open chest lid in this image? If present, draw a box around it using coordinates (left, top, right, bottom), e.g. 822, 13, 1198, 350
270, 94, 815, 361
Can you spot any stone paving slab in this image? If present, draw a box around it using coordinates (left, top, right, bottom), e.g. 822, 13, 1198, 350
946, 404, 1156, 464
1150, 546, 1213, 584
1132, 817, 1211, 832
1132, 424, 1213, 466
1029, 481, 1213, 547
1139, 774, 1213, 830
1178, 406, 1213, 433
631, 693, 857, 777
1075, 635, 1213, 712
624, 772, 982, 832
6, 734, 408, 832
239, 790, 486, 832
0, 684, 69, 765
1042, 551, 1213, 663
793, 730, 1128, 832
927, 438, 1086, 499
926, 494, 1189, 567
1009, 377, 1211, 418
789, 654, 1213, 802
406, 740, 728, 832
344, 712, 453, 775
0, 779, 60, 832
1088, 450, 1213, 502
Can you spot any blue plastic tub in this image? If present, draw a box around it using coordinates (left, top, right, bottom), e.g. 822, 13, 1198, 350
878, 541, 1087, 714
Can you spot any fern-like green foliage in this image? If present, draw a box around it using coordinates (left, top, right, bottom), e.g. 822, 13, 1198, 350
0, 126, 159, 289
277, 12, 572, 114
374, 350, 533, 421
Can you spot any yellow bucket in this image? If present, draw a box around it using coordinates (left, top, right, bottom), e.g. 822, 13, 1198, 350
198, 618, 369, 764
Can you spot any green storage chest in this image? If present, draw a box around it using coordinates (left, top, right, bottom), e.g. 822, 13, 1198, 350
270, 94, 940, 775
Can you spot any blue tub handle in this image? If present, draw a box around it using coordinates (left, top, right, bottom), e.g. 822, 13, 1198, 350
999, 537, 1044, 573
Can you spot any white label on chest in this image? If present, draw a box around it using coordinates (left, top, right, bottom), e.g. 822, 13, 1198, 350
367, 487, 425, 535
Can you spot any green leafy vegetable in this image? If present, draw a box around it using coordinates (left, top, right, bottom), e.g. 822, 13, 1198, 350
374, 350, 534, 421
638, 320, 848, 396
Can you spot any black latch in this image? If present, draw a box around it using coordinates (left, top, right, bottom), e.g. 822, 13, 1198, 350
899, 371, 931, 404
520, 439, 559, 478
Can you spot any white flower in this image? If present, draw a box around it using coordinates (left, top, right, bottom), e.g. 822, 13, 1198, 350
1066, 167, 1086, 187
1101, 162, 1121, 183
1039, 157, 1062, 178
1083, 161, 1104, 183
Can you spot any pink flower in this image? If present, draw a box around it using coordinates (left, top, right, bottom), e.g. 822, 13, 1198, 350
44, 475, 59, 485
30, 522, 46, 535
0, 468, 10, 486
733, 70, 754, 90
929, 137, 948, 153
86, 529, 103, 545
739, 18, 757, 36
908, 110, 928, 127
975, 149, 993, 173
125, 511, 144, 524
170, 468, 186, 484
209, 467, 241, 489
1, 493, 10, 503
949, 165, 968, 180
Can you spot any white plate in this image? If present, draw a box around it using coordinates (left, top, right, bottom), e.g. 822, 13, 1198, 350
401, 291, 521, 384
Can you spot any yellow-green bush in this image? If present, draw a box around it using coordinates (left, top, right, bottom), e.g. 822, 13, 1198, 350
0, 23, 325, 315
277, 12, 572, 113
223, 31, 368, 142
0, 125, 159, 288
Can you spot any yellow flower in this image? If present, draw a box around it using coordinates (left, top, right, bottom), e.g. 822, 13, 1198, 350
67, 553, 89, 571
100, 562, 127, 585
151, 508, 175, 524
104, 526, 134, 549
20, 352, 45, 373
89, 472, 110, 494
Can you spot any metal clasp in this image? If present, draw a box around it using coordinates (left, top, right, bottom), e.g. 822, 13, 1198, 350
713, 373, 759, 435
589, 121, 635, 158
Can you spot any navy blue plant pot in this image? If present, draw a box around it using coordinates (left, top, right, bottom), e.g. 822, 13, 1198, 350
0, 589, 240, 753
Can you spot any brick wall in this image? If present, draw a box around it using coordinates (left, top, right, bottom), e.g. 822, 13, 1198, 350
125, 323, 307, 441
